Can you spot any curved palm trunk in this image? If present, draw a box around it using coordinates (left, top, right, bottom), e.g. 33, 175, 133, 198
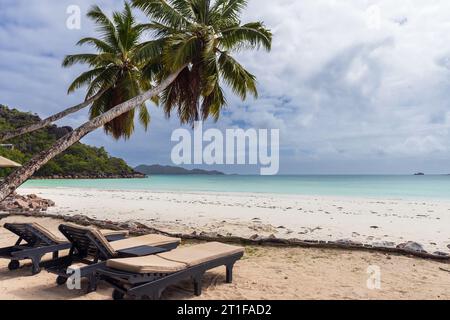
0, 90, 107, 143
0, 69, 183, 201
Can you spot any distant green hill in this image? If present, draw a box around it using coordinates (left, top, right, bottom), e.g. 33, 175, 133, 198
0, 105, 141, 179
135, 164, 225, 175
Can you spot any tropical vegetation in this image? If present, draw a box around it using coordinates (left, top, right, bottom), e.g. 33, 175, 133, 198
62, 3, 157, 140
0, 0, 272, 201
0, 105, 134, 178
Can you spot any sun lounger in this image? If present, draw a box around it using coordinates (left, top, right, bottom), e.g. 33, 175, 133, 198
97, 242, 244, 300
0, 222, 128, 275
43, 223, 181, 292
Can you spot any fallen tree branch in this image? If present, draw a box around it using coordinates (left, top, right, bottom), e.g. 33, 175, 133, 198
1, 212, 450, 262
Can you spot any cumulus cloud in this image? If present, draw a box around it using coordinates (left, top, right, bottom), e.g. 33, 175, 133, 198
1, 0, 450, 174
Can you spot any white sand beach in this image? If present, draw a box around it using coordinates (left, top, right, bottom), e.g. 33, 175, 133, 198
1, 216, 450, 300
18, 187, 450, 254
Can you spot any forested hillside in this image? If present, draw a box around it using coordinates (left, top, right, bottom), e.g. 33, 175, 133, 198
0, 105, 143, 179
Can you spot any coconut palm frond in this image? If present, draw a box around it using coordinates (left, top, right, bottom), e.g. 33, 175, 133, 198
133, 0, 272, 125
64, 2, 157, 140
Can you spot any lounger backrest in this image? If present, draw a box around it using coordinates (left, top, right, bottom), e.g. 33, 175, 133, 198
4, 223, 41, 245
29, 223, 65, 244
4, 223, 61, 246
59, 223, 118, 259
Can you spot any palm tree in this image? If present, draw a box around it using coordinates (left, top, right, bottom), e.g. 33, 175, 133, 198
0, 0, 272, 201
0, 4, 146, 143
133, 0, 272, 124
0, 2, 153, 143
0, 78, 104, 143
63, 3, 154, 140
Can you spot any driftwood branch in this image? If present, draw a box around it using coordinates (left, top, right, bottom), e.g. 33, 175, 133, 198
1, 212, 449, 262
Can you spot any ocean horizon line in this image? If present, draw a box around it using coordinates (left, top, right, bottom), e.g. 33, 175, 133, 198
21, 174, 450, 201
219, 173, 450, 176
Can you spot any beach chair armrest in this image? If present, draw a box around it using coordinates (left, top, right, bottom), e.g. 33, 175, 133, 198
0, 246, 16, 256
117, 245, 168, 257
67, 261, 108, 276
97, 267, 136, 278
11, 243, 71, 259
105, 234, 127, 242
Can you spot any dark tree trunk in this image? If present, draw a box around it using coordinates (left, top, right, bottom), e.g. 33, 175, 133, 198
0, 69, 182, 201
0, 89, 106, 142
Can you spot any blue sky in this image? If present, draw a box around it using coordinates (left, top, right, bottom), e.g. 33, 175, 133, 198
1, 0, 450, 174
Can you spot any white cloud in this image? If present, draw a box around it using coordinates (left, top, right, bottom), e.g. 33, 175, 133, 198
1, 0, 450, 173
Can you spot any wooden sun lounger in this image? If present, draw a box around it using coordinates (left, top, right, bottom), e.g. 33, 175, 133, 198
0, 223, 128, 275
43, 223, 181, 293
96, 242, 244, 300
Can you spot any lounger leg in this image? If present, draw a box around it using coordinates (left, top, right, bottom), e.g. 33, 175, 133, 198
142, 292, 160, 300
226, 263, 235, 283
193, 274, 203, 296
31, 255, 43, 275
155, 289, 163, 300
86, 274, 98, 293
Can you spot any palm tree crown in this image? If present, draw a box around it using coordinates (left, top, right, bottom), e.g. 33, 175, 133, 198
132, 0, 272, 125
63, 3, 153, 139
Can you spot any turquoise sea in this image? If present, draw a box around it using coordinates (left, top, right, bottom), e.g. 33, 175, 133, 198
22, 175, 450, 200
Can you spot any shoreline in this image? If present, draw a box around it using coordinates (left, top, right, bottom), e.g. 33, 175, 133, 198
19, 184, 450, 203
16, 186, 450, 255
